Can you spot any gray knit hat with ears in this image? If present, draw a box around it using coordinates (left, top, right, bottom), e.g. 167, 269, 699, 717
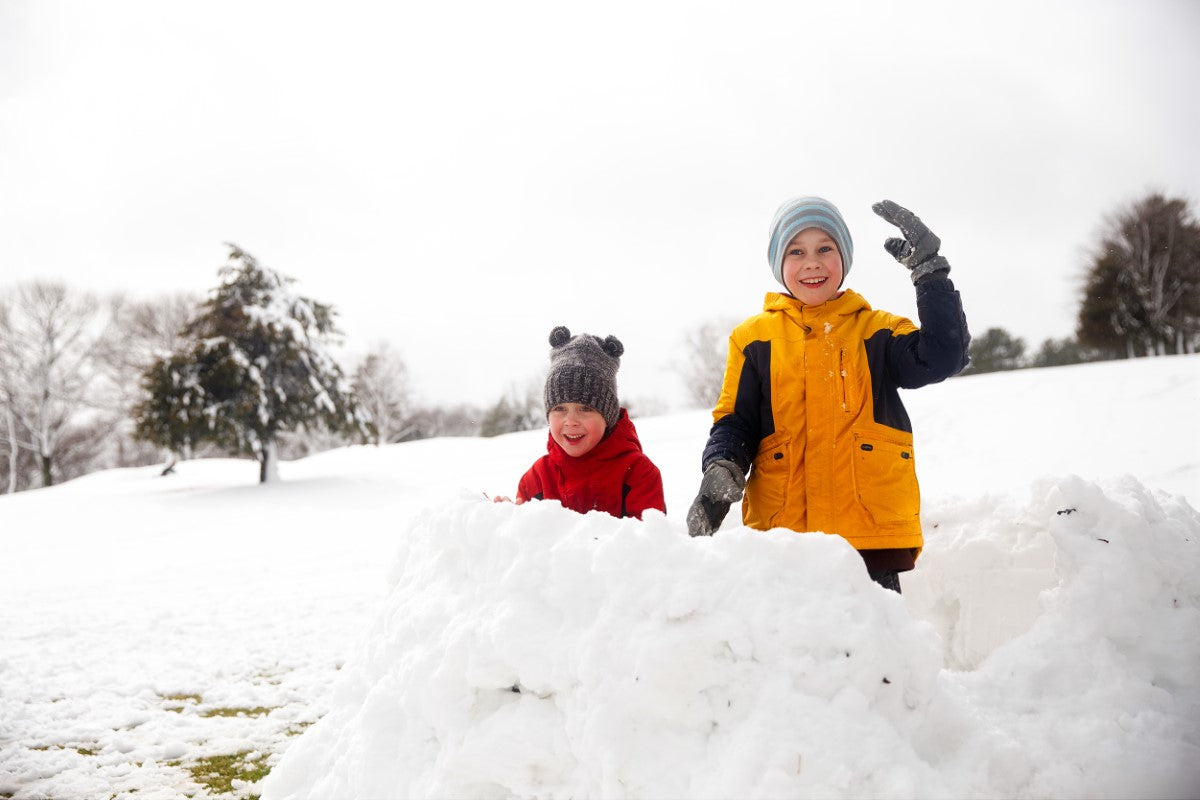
544, 325, 624, 429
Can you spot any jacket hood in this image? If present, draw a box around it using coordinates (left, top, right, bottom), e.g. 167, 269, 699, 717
545, 408, 643, 466
763, 289, 871, 321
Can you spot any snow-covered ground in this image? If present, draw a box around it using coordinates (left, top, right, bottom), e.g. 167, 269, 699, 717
2, 355, 1198, 799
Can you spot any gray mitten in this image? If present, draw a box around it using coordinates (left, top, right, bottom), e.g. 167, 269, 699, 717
871, 200, 951, 284
686, 459, 746, 537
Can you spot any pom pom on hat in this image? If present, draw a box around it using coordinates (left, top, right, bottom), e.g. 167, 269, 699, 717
549, 326, 572, 348
601, 335, 624, 359
544, 326, 623, 429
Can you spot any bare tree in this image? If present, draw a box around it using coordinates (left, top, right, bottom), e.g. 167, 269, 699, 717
1078, 193, 1200, 357
675, 318, 739, 409
0, 318, 39, 493
403, 404, 481, 440
0, 282, 109, 488
352, 341, 412, 444
0, 379, 27, 493
94, 292, 199, 468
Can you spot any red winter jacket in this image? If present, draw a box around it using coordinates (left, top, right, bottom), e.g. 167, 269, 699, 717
517, 409, 665, 519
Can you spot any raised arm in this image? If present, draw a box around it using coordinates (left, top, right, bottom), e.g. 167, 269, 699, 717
872, 200, 970, 385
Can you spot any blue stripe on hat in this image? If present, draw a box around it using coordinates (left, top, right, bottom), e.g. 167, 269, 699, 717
767, 196, 854, 286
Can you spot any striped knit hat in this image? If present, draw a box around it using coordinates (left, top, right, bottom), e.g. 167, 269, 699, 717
767, 196, 854, 288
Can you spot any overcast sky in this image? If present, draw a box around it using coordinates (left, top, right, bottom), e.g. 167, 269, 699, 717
2, 0, 1197, 410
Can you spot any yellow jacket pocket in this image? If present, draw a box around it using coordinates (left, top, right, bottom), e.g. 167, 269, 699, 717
851, 430, 919, 526
744, 430, 792, 529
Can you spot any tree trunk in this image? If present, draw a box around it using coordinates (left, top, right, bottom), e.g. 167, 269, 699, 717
5, 407, 17, 494
259, 438, 279, 483
40, 451, 53, 487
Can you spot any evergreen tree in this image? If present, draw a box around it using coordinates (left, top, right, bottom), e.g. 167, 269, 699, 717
1029, 336, 1108, 369
479, 380, 543, 437
964, 327, 1026, 374
134, 245, 368, 482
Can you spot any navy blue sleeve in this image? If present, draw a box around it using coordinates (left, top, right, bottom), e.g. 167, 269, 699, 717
885, 275, 970, 389
701, 340, 772, 475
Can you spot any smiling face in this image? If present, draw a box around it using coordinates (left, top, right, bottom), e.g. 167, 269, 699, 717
548, 402, 608, 457
781, 227, 845, 305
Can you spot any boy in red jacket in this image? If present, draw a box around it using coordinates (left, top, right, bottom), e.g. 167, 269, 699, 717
496, 326, 665, 519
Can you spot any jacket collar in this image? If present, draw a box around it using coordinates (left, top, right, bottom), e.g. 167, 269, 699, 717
762, 289, 871, 324
545, 408, 643, 467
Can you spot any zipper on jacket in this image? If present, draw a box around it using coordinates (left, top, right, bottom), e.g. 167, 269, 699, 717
838, 347, 849, 412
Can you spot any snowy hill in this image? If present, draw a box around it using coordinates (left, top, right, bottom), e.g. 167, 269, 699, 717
1, 355, 1198, 799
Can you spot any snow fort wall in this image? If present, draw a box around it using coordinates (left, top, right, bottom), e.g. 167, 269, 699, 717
261, 495, 948, 799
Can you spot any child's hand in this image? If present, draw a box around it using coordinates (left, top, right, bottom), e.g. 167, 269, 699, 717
686, 459, 746, 537
871, 200, 951, 284
490, 494, 524, 505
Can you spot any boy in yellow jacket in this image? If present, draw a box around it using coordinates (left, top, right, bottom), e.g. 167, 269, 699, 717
686, 197, 970, 592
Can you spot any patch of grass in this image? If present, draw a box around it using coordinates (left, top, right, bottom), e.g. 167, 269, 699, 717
28, 743, 99, 756
162, 692, 203, 703
284, 720, 315, 737
200, 706, 275, 719
161, 692, 204, 713
254, 669, 284, 686
183, 750, 271, 797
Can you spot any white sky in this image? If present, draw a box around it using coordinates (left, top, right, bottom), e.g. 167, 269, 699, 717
2, 0, 1198, 408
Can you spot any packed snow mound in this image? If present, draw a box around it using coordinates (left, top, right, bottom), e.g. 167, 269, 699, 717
263, 477, 1200, 800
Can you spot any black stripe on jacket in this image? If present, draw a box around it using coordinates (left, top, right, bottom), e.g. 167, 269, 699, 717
701, 276, 969, 474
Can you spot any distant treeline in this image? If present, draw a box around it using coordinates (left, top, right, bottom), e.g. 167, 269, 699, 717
2, 193, 1197, 493
0, 246, 502, 492
960, 192, 1200, 375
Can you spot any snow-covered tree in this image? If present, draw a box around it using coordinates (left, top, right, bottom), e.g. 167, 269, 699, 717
0, 282, 110, 489
133, 245, 369, 482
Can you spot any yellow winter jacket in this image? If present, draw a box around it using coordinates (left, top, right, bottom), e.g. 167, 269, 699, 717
702, 280, 969, 553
